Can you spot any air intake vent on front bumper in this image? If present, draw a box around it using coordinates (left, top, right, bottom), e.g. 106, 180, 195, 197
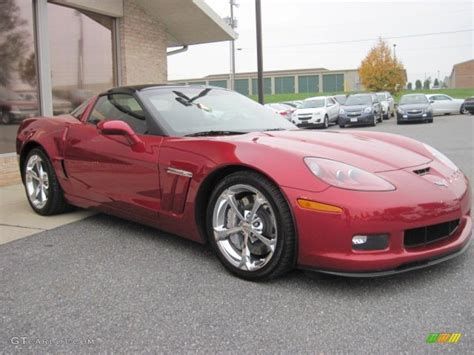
404, 219, 460, 248
413, 167, 430, 176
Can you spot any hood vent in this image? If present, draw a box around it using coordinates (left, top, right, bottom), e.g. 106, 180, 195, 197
413, 167, 430, 176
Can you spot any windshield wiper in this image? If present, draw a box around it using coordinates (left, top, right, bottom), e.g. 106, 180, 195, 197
185, 130, 246, 137
264, 128, 287, 131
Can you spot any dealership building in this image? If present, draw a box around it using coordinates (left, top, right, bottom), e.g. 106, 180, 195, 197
0, 0, 236, 184
169, 67, 363, 95
446, 59, 474, 89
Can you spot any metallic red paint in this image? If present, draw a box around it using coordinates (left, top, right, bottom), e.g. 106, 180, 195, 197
16, 97, 472, 276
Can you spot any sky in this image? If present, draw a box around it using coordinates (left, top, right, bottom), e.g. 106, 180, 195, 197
168, 0, 473, 84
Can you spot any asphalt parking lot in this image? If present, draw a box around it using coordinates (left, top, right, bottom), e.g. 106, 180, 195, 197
1, 114, 473, 353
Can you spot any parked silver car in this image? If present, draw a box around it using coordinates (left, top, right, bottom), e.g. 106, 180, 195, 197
376, 91, 395, 119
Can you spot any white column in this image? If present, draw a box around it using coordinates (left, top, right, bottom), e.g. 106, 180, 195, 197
34, 0, 53, 116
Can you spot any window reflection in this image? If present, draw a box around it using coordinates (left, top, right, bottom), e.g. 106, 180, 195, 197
48, 3, 114, 114
0, 0, 39, 153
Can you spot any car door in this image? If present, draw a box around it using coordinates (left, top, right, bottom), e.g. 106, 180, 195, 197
64, 93, 164, 223
429, 95, 448, 114
327, 97, 339, 121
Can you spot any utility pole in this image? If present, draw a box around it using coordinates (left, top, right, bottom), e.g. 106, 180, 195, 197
255, 0, 264, 104
393, 43, 397, 61
228, 0, 238, 91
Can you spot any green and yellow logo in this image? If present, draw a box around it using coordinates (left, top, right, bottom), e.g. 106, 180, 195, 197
426, 333, 462, 344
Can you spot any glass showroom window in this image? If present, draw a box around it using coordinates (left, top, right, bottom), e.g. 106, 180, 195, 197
0, 0, 39, 154
48, 3, 114, 114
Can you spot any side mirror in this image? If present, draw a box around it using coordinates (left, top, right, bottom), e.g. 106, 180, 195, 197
429, 100, 434, 104
98, 120, 143, 147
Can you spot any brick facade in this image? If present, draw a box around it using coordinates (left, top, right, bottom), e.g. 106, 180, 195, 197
118, 0, 168, 85
450, 60, 474, 88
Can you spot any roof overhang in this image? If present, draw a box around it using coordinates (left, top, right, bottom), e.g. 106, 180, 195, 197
50, 0, 237, 47
136, 0, 237, 47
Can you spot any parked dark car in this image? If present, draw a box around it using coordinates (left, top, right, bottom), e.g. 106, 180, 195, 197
0, 88, 38, 124
397, 94, 433, 124
462, 97, 474, 114
338, 93, 382, 128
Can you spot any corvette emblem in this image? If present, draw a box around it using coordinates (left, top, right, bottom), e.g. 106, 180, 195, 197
434, 180, 449, 187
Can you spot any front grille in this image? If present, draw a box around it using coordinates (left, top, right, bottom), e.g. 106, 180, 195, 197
404, 219, 460, 248
407, 110, 422, 115
298, 115, 312, 120
347, 112, 362, 117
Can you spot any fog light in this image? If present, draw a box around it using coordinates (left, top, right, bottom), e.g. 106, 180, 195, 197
352, 235, 367, 245
422, 113, 427, 117
352, 234, 389, 251
403, 115, 408, 118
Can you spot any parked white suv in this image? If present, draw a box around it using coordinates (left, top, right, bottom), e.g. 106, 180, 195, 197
376, 91, 395, 119
291, 96, 340, 129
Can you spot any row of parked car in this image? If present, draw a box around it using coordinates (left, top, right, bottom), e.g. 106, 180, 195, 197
265, 92, 474, 129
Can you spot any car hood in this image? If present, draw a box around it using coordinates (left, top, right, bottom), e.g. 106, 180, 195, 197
342, 105, 370, 112
295, 108, 325, 115
399, 103, 430, 110
229, 130, 431, 173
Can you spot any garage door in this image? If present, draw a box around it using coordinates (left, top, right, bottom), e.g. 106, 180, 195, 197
274, 76, 295, 94
298, 75, 319, 93
322, 74, 344, 92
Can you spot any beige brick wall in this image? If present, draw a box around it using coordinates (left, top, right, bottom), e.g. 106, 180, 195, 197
119, 0, 168, 85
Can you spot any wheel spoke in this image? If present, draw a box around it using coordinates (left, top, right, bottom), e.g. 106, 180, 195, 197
250, 230, 276, 250
249, 194, 264, 221
214, 225, 243, 241
40, 186, 47, 202
26, 169, 40, 181
238, 234, 252, 270
226, 192, 245, 221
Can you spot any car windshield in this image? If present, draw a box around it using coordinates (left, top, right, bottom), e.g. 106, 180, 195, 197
301, 99, 325, 108
140, 87, 295, 136
376, 94, 387, 101
400, 95, 429, 105
344, 95, 372, 106
334, 95, 347, 104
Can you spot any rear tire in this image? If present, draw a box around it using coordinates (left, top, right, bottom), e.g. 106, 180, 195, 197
460, 105, 468, 115
22, 148, 69, 215
207, 171, 296, 280
339, 123, 345, 128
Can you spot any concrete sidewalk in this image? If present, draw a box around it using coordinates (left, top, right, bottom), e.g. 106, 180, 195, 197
0, 184, 94, 245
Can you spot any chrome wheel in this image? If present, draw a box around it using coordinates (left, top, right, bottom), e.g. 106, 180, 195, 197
212, 184, 278, 271
25, 154, 49, 209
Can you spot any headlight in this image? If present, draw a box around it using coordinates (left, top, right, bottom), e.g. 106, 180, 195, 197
304, 157, 396, 191
364, 106, 372, 113
397, 107, 405, 114
313, 111, 321, 116
292, 112, 298, 118
422, 144, 459, 172
339, 108, 345, 114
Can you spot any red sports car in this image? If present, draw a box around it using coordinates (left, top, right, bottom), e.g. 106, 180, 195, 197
16, 85, 472, 280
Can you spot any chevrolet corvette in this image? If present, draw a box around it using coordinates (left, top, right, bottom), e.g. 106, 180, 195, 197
16, 85, 472, 280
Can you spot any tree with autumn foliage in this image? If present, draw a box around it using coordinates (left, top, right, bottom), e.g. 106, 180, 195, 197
358, 39, 406, 94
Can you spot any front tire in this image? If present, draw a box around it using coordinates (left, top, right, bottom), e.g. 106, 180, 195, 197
460, 105, 468, 115
1, 111, 12, 124
22, 148, 69, 215
323, 115, 329, 129
207, 171, 295, 280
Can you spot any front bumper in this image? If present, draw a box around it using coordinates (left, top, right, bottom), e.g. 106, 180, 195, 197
282, 164, 472, 276
397, 111, 432, 122
339, 112, 375, 125
293, 116, 325, 127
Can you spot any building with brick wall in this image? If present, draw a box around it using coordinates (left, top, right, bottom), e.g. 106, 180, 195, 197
0, 0, 235, 184
169, 68, 363, 96
447, 59, 474, 89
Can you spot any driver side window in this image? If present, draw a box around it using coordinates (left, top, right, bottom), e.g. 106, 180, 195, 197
88, 94, 147, 134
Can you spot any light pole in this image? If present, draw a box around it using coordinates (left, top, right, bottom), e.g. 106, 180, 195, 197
393, 43, 397, 60
228, 0, 238, 91
255, 0, 264, 104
